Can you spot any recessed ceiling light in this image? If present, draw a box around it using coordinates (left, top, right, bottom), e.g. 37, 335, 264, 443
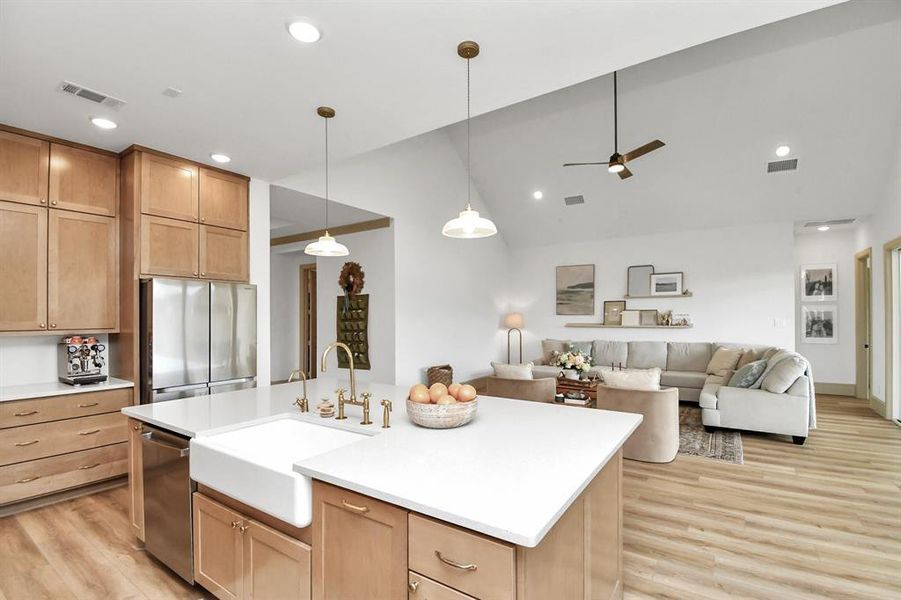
210, 153, 231, 164
287, 21, 321, 43
90, 117, 117, 130
532, 191, 543, 200
776, 145, 791, 157
817, 225, 830, 232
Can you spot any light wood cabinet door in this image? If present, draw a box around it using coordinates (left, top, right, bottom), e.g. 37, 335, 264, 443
243, 519, 311, 600
0, 130, 49, 206
48, 144, 118, 216
200, 168, 248, 231
127, 418, 144, 542
312, 481, 408, 600
0, 201, 47, 331
140, 215, 199, 278
140, 152, 199, 222
200, 225, 247, 282
194, 493, 245, 600
48, 209, 118, 331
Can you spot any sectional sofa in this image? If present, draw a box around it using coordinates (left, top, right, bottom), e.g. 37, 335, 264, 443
532, 339, 816, 444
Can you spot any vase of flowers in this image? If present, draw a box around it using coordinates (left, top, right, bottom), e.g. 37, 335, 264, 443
555, 350, 592, 380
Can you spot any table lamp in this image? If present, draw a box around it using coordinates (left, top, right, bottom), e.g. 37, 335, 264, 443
504, 313, 524, 364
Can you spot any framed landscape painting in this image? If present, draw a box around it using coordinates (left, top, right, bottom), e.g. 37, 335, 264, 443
801, 263, 837, 301
556, 265, 595, 315
802, 304, 837, 344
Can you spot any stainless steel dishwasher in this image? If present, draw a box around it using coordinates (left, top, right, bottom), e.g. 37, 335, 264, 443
142, 424, 194, 583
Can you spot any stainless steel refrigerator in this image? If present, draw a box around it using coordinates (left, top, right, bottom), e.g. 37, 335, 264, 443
140, 278, 257, 404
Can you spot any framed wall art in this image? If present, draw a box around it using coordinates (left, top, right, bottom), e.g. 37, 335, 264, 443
802, 304, 837, 344
621, 310, 640, 327
556, 265, 595, 315
639, 309, 659, 326
800, 263, 837, 302
603, 300, 626, 325
650, 272, 684, 296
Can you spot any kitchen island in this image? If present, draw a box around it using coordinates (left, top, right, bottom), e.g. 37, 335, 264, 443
124, 378, 641, 599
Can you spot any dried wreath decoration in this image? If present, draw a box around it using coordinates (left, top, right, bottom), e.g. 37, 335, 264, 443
339, 262, 365, 296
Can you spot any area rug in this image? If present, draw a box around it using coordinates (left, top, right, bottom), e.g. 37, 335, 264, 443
679, 405, 744, 464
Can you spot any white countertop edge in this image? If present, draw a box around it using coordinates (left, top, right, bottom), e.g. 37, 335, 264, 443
121, 408, 197, 438
1, 377, 134, 402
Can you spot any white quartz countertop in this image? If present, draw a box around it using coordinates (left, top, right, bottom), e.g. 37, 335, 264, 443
1, 377, 134, 402
123, 378, 641, 547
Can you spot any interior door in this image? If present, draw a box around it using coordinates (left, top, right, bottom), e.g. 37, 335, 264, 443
210, 282, 257, 383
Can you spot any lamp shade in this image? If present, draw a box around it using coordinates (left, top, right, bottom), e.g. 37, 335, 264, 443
304, 232, 349, 257
442, 206, 497, 239
504, 313, 524, 329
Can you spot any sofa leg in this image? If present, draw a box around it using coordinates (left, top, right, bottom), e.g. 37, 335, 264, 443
792, 436, 807, 446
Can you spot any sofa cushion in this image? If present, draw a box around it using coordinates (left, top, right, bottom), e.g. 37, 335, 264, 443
541, 339, 568, 363
666, 342, 712, 372
727, 359, 767, 388
627, 341, 667, 370
593, 340, 628, 368
736, 348, 764, 369
706, 347, 742, 376
761, 355, 807, 394
491, 361, 533, 380
603, 368, 661, 391
787, 374, 810, 398
660, 370, 708, 390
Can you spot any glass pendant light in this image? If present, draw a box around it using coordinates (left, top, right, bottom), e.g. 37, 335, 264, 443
305, 106, 350, 257
442, 41, 498, 239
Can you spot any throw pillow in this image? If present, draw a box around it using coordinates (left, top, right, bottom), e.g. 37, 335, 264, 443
491, 361, 534, 380
603, 368, 661, 391
762, 347, 780, 361
541, 339, 568, 364
761, 356, 807, 394
568, 341, 593, 358
751, 349, 794, 389
728, 360, 767, 388
706, 347, 743, 377
736, 348, 762, 370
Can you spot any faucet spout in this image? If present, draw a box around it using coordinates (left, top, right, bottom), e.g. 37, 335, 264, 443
288, 369, 309, 411
321, 342, 356, 402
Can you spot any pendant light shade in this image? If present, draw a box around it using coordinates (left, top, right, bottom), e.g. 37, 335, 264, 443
442, 41, 497, 239
305, 106, 350, 257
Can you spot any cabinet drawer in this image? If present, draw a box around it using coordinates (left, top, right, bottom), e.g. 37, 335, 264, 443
409, 572, 476, 600
0, 442, 127, 505
0, 412, 127, 466
0, 388, 132, 429
409, 514, 515, 600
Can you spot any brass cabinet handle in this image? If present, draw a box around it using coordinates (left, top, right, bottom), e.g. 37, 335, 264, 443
133, 424, 141, 431
408, 580, 419, 593
200, 272, 206, 277
231, 520, 241, 529
39, 323, 46, 329
200, 217, 205, 222
78, 402, 99, 408
14, 410, 39, 417
17, 476, 40, 483
340, 500, 370, 514
51, 200, 57, 205
193, 271, 199, 277
49, 323, 57, 329
15, 440, 39, 447
435, 550, 478, 571
238, 524, 248, 533
78, 463, 101, 470
79, 429, 100, 436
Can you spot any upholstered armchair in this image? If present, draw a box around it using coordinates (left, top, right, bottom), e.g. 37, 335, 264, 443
486, 376, 557, 403
596, 384, 680, 463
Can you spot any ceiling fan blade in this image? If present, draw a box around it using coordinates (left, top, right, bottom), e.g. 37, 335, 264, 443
623, 140, 665, 162
563, 161, 610, 167
618, 166, 633, 180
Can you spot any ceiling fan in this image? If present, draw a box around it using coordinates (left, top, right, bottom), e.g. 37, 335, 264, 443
563, 71, 665, 179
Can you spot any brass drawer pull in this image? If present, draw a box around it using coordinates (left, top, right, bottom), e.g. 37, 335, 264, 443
79, 429, 100, 436
238, 523, 249, 533
16, 476, 40, 483
340, 500, 370, 514
78, 463, 101, 470
14, 410, 39, 417
15, 440, 39, 447
435, 550, 478, 571
231, 520, 241, 529
78, 402, 99, 408
408, 580, 419, 593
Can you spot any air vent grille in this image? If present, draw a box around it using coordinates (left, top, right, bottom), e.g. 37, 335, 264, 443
564, 195, 585, 206
803, 218, 857, 228
767, 158, 798, 173
58, 81, 126, 109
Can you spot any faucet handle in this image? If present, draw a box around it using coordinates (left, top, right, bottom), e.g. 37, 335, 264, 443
361, 392, 371, 403
335, 388, 347, 402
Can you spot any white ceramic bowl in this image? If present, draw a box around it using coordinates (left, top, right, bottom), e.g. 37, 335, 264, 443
405, 397, 478, 429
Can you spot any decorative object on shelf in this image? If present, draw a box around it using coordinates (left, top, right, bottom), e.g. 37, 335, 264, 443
504, 313, 524, 364
442, 41, 497, 239
556, 264, 595, 315
554, 349, 592, 380
672, 313, 692, 327
621, 310, 640, 327
800, 263, 836, 302
802, 304, 837, 344
627, 264, 654, 297
316, 399, 335, 418
338, 261, 365, 314
335, 294, 370, 369
603, 300, 627, 325
659, 310, 673, 326
305, 106, 350, 257
639, 309, 659, 326
426, 364, 454, 387
650, 272, 684, 296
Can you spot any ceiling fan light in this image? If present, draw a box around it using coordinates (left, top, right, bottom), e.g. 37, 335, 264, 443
442, 207, 497, 239
304, 232, 349, 257
608, 162, 625, 174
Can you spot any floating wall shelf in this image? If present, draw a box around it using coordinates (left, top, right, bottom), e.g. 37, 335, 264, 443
565, 324, 694, 329
623, 292, 693, 299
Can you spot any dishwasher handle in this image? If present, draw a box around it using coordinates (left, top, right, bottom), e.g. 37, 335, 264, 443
142, 431, 190, 457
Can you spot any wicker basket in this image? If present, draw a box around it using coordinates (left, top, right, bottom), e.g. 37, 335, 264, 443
426, 364, 454, 387
406, 398, 478, 429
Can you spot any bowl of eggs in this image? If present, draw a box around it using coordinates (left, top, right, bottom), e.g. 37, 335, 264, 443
406, 382, 478, 429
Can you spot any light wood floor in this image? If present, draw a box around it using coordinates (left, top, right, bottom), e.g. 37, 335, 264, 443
0, 394, 898, 599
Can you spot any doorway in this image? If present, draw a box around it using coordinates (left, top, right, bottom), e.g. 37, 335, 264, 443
855, 248, 872, 400
301, 264, 317, 378
884, 236, 901, 423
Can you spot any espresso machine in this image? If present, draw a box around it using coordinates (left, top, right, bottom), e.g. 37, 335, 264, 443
58, 336, 108, 385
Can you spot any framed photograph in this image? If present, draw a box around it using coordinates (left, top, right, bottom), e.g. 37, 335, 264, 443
801, 263, 837, 302
556, 265, 595, 315
627, 265, 654, 297
603, 300, 626, 325
639, 309, 659, 326
621, 310, 640, 327
802, 304, 837, 344
650, 272, 684, 296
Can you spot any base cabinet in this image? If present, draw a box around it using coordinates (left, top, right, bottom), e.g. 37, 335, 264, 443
127, 418, 144, 541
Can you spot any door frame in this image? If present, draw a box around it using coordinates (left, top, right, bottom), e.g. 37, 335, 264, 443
300, 263, 317, 379
854, 248, 872, 400
883, 235, 901, 422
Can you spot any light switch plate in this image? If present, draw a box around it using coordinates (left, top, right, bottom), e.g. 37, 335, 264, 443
773, 318, 787, 329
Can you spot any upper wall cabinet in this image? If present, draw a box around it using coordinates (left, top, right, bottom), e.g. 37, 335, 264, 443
49, 144, 118, 216
200, 168, 248, 231
140, 153, 199, 222
0, 130, 49, 206
0, 201, 47, 331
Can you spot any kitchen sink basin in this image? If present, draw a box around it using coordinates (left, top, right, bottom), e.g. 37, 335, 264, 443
190, 417, 367, 527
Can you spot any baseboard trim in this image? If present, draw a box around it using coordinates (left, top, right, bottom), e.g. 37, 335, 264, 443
0, 475, 127, 518
814, 382, 856, 397
870, 394, 886, 418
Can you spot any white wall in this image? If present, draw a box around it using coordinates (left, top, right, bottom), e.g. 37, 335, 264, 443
507, 222, 796, 363
794, 229, 856, 385
269, 250, 315, 382
0, 335, 110, 387
249, 178, 272, 387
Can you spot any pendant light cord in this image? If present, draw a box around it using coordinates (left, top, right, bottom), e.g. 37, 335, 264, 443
324, 115, 329, 231
466, 56, 471, 209
613, 71, 618, 153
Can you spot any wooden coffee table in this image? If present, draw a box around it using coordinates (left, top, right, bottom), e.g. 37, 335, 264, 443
555, 376, 599, 407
